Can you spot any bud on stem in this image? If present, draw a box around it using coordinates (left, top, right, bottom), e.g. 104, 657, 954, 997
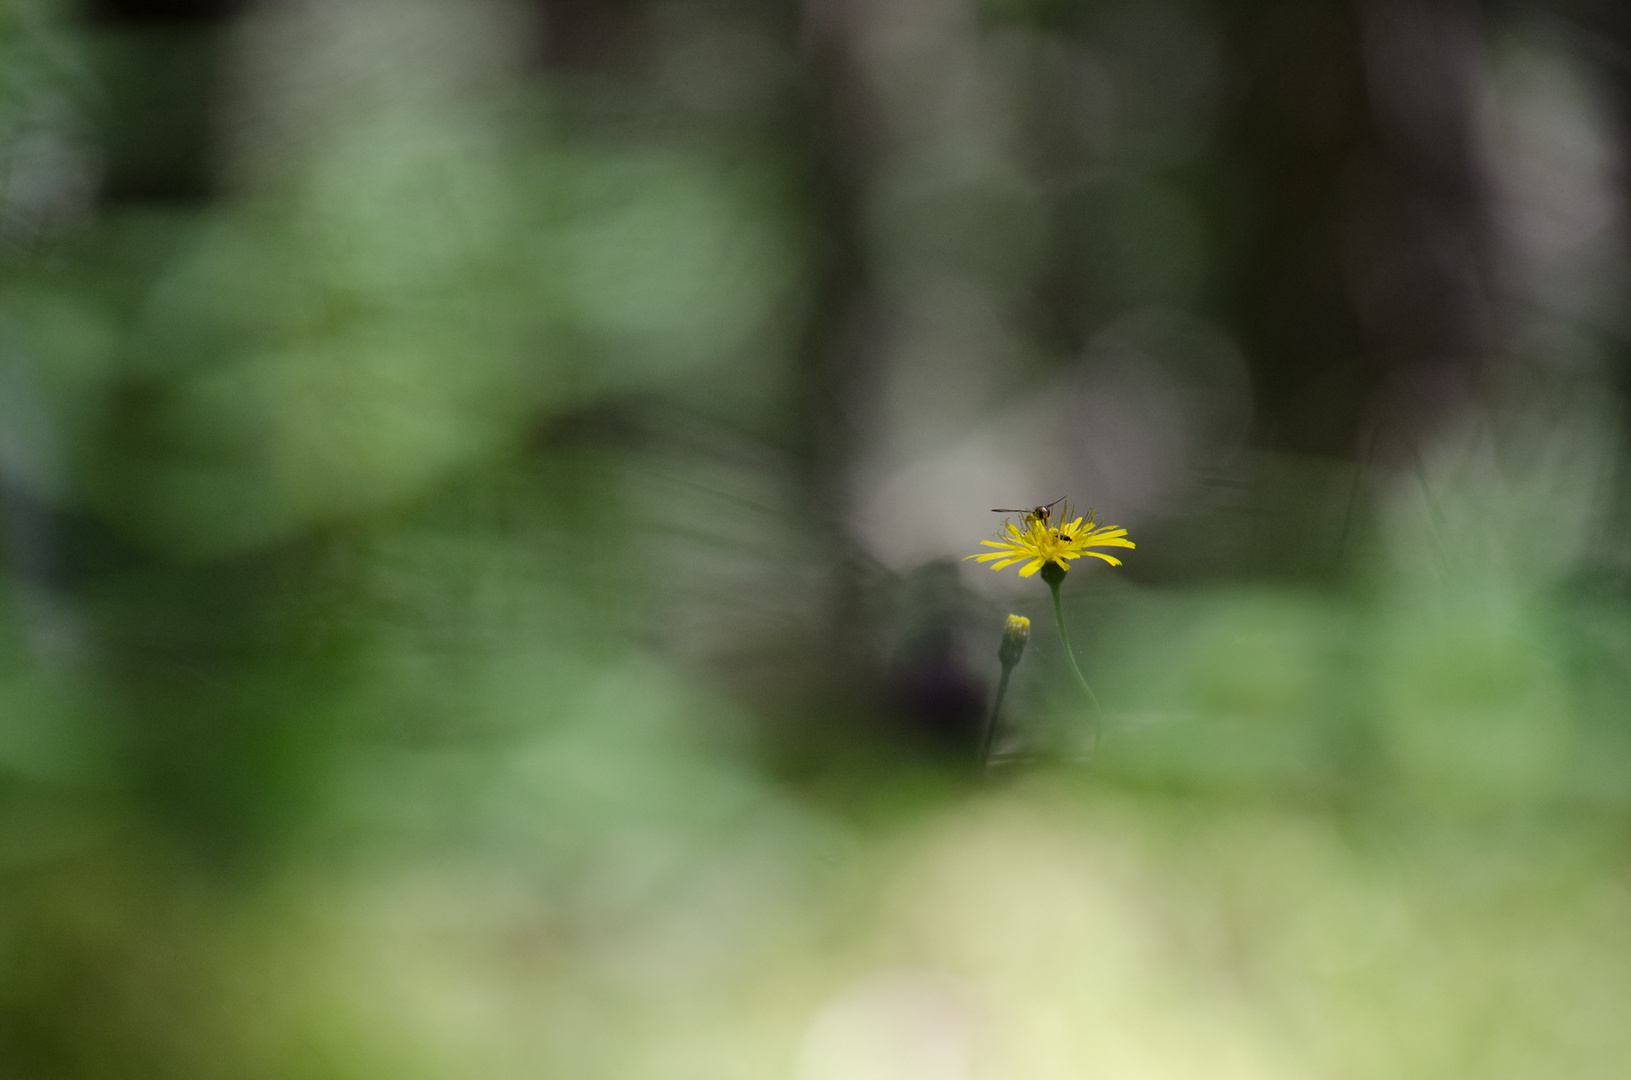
998, 614, 1031, 668
982, 614, 1031, 771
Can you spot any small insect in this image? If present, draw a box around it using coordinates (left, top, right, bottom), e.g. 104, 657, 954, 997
1058, 507, 1095, 539
991, 497, 1065, 528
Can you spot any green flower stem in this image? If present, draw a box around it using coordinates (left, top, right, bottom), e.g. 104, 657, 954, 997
979, 662, 1014, 770
1046, 576, 1103, 748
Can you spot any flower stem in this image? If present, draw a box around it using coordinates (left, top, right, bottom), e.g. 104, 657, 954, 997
979, 663, 1014, 770
1047, 578, 1103, 749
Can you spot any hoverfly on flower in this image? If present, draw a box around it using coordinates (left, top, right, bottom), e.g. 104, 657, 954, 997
967, 499, 1132, 757
967, 500, 1133, 578
990, 497, 1064, 529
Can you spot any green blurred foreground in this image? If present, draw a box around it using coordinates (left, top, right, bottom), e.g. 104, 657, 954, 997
6, 0, 1631, 1077
9, 774, 1631, 1078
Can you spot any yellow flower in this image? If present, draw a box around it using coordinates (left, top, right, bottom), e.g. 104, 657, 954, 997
965, 508, 1134, 578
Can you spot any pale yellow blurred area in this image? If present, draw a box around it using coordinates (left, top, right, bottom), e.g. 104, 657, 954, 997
34, 777, 1624, 1080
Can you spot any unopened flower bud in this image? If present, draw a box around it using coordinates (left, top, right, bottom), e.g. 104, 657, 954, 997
998, 614, 1031, 668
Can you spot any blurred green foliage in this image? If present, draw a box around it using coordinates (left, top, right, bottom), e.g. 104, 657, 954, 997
5, 0, 1631, 1077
